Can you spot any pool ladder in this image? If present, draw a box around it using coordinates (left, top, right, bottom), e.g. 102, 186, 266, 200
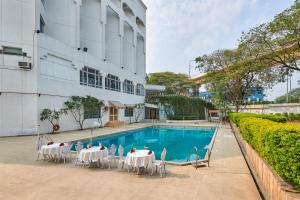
188, 146, 200, 169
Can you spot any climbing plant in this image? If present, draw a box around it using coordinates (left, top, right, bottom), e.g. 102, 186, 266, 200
146, 95, 212, 120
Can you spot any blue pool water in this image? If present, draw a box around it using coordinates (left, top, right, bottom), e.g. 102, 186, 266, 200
74, 126, 215, 163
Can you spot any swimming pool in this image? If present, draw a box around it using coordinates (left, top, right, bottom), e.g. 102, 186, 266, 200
73, 126, 216, 163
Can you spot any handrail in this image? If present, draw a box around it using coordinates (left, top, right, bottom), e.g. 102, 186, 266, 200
188, 146, 199, 168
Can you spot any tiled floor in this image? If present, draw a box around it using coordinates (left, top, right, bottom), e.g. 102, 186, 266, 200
0, 123, 261, 200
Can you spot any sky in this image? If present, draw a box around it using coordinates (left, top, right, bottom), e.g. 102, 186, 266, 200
143, 0, 297, 100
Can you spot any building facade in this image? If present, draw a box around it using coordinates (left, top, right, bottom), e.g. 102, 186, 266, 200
0, 0, 147, 136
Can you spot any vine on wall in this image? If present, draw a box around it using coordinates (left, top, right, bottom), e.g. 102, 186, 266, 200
146, 95, 213, 120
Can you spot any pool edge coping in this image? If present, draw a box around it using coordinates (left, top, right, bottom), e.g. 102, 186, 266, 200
68, 123, 220, 166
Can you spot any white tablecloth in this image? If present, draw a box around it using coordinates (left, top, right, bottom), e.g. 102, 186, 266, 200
125, 150, 155, 168
41, 143, 67, 157
78, 146, 108, 162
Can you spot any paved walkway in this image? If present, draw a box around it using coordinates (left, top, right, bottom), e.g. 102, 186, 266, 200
0, 123, 261, 200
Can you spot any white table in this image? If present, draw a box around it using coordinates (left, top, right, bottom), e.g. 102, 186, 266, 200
125, 150, 155, 173
41, 143, 67, 158
78, 146, 108, 164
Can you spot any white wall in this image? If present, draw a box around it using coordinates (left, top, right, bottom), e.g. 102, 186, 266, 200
80, 0, 103, 59
136, 34, 145, 77
44, 0, 77, 48
239, 103, 300, 114
0, 0, 38, 136
0, 0, 147, 136
105, 6, 121, 67
123, 22, 134, 71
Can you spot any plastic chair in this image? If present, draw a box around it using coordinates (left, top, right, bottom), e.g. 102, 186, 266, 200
118, 145, 126, 169
61, 143, 73, 164
152, 148, 167, 177
36, 135, 46, 160
102, 144, 116, 168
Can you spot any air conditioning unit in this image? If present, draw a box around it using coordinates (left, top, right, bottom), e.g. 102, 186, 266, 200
18, 61, 32, 70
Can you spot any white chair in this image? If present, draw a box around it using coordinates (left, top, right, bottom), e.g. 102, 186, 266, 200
102, 144, 116, 169
74, 141, 85, 165
118, 145, 126, 169
152, 148, 167, 177
61, 143, 73, 164
36, 135, 46, 160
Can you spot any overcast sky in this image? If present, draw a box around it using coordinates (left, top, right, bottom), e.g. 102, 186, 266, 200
144, 0, 295, 77
143, 0, 298, 100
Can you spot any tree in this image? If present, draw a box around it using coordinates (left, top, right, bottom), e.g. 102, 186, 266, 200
64, 96, 102, 130
146, 72, 195, 95
196, 49, 279, 112
276, 87, 300, 103
239, 1, 300, 72
194, 1, 300, 111
134, 103, 145, 122
40, 109, 65, 133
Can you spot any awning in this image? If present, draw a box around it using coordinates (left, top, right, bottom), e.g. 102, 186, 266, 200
145, 103, 158, 109
109, 101, 125, 108
125, 104, 135, 108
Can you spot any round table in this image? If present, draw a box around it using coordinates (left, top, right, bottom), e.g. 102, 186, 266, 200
78, 146, 108, 163
41, 143, 67, 158
125, 150, 155, 171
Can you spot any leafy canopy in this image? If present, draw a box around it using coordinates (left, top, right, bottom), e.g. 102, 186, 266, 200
64, 96, 104, 130
146, 72, 195, 95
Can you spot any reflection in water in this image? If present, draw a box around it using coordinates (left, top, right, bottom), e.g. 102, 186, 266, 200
75, 126, 215, 162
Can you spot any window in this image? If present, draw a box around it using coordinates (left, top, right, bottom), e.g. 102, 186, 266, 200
125, 107, 134, 117
84, 109, 100, 119
123, 79, 134, 94
136, 84, 145, 96
2, 47, 22, 56
105, 74, 121, 92
80, 66, 102, 88
40, 15, 45, 33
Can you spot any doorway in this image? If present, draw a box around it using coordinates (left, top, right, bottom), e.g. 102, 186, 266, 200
109, 106, 118, 121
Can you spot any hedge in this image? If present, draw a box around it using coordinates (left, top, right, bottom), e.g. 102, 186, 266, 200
229, 112, 287, 126
283, 113, 300, 121
234, 117, 300, 189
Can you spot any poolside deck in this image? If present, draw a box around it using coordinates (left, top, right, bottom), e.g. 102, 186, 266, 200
0, 122, 261, 200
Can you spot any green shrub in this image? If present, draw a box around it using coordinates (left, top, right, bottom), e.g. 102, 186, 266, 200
238, 117, 300, 189
229, 112, 287, 126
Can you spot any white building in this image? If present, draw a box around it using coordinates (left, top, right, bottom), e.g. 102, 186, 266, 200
0, 0, 147, 136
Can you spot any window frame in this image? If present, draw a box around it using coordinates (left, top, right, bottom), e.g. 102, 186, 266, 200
123, 79, 134, 94
125, 107, 134, 117
2, 46, 23, 56
84, 108, 101, 119
80, 66, 103, 88
136, 84, 145, 96
105, 74, 121, 92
